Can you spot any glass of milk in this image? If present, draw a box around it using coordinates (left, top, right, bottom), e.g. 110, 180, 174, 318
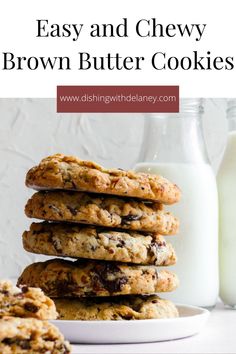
218, 99, 236, 308
134, 98, 219, 308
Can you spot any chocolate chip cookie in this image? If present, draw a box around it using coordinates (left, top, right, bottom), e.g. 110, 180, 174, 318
17, 259, 179, 297
23, 222, 177, 266
25, 154, 181, 204
0, 280, 57, 320
54, 295, 179, 320
0, 317, 71, 353
25, 191, 179, 234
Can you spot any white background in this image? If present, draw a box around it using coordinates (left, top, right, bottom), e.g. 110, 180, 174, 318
0, 0, 236, 97
0, 98, 227, 278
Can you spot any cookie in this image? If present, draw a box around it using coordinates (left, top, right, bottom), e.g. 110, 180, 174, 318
23, 222, 177, 266
17, 259, 179, 297
0, 317, 71, 353
25, 191, 179, 235
54, 295, 178, 320
25, 154, 181, 204
0, 280, 57, 320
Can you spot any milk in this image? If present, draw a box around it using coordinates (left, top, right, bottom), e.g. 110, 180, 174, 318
135, 162, 219, 307
218, 131, 236, 307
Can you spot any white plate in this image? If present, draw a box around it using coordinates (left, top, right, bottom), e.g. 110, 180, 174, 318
51, 304, 209, 344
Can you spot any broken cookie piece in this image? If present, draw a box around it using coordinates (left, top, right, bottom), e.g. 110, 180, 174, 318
0, 280, 57, 320
0, 316, 71, 353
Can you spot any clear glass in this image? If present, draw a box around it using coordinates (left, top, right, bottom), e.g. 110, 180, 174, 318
135, 98, 219, 308
218, 98, 236, 308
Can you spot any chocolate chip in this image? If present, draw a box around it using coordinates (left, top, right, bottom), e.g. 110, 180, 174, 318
55, 273, 75, 295
3, 338, 13, 345
18, 340, 31, 350
142, 269, 151, 275
120, 314, 133, 320
0, 290, 9, 295
157, 240, 166, 247
92, 263, 128, 293
67, 205, 78, 216
117, 240, 125, 248
3, 339, 31, 349
20, 286, 29, 294
121, 215, 141, 224
56, 281, 71, 294
24, 302, 39, 313
90, 245, 97, 251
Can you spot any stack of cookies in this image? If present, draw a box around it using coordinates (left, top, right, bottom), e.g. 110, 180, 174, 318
18, 154, 181, 321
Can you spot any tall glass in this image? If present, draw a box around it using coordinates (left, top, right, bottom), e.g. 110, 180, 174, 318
135, 99, 219, 308
218, 99, 236, 308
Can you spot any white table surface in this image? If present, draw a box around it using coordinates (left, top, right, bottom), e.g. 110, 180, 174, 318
71, 302, 236, 354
